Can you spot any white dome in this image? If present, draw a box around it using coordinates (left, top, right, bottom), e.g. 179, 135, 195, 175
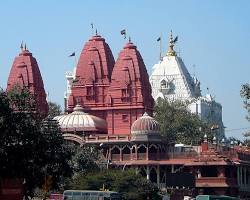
131, 112, 162, 142
53, 105, 107, 133
131, 112, 161, 135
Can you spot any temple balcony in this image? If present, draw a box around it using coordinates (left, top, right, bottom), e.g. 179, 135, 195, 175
196, 177, 237, 188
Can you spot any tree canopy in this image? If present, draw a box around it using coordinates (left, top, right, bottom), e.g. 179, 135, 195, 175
241, 83, 250, 144
48, 101, 62, 118
69, 169, 160, 200
154, 98, 211, 145
0, 87, 72, 199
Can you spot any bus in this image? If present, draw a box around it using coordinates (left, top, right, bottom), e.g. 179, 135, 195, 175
196, 195, 239, 200
62, 190, 121, 200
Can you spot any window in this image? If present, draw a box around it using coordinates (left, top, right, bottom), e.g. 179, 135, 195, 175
122, 114, 128, 122
87, 87, 93, 96
75, 96, 82, 104
160, 80, 167, 89
122, 89, 127, 97
86, 86, 94, 100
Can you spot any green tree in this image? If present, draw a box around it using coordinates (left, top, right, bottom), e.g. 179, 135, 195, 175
240, 83, 250, 143
48, 101, 62, 118
0, 87, 72, 199
69, 169, 160, 200
71, 145, 100, 174
154, 98, 210, 144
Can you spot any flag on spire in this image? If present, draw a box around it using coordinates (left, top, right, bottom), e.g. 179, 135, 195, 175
120, 29, 126, 39
69, 52, 75, 57
173, 36, 178, 43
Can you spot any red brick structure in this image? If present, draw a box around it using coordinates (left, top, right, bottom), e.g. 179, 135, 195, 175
66, 36, 154, 135
67, 34, 115, 120
106, 41, 154, 135
6, 45, 48, 116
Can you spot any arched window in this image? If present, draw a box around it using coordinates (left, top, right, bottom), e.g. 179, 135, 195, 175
122, 146, 131, 161
160, 80, 167, 89
137, 145, 147, 160
111, 146, 120, 161
149, 145, 158, 160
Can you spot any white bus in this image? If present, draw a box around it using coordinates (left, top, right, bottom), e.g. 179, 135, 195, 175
63, 190, 121, 200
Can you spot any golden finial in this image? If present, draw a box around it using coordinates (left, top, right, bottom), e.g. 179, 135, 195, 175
167, 30, 177, 56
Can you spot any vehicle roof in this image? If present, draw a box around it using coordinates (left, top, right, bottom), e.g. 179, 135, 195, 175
64, 190, 118, 194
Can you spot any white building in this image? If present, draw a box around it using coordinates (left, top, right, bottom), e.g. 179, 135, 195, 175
149, 31, 224, 139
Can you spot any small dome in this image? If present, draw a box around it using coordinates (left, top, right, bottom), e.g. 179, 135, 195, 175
53, 105, 107, 133
131, 112, 161, 135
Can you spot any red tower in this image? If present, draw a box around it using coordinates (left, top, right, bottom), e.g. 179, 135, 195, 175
67, 34, 115, 119
106, 41, 154, 135
7, 46, 48, 116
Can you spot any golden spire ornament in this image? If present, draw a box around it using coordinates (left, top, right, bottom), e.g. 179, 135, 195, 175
167, 30, 177, 56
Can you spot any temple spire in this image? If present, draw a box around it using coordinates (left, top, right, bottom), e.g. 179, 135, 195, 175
167, 30, 176, 56
20, 41, 24, 51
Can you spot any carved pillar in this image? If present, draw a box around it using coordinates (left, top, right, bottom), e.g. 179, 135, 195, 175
241, 166, 244, 186
237, 166, 240, 185
120, 147, 122, 161
240, 166, 243, 186
135, 145, 138, 160
157, 165, 160, 187
244, 167, 247, 187
171, 165, 174, 173
146, 166, 150, 180
131, 147, 133, 160
248, 168, 250, 186
217, 166, 225, 177
157, 146, 160, 160
197, 167, 202, 178
146, 144, 149, 161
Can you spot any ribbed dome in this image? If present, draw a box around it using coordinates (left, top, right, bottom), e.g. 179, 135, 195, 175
131, 112, 160, 135
53, 105, 107, 133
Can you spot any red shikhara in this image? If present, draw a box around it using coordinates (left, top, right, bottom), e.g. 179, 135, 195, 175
67, 35, 154, 135
6, 46, 48, 116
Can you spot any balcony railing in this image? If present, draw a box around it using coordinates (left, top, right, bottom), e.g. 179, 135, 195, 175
138, 153, 146, 160
196, 177, 237, 187
166, 152, 198, 159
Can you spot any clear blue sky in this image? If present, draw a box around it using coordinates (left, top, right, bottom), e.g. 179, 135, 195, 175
0, 0, 249, 139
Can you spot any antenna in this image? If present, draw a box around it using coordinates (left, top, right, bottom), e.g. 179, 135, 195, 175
160, 33, 162, 61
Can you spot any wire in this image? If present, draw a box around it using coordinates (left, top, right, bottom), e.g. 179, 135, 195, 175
225, 127, 250, 132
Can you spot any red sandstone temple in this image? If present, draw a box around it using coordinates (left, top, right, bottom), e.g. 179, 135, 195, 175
4, 35, 250, 199
65, 34, 154, 135
58, 34, 250, 198
6, 44, 48, 116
